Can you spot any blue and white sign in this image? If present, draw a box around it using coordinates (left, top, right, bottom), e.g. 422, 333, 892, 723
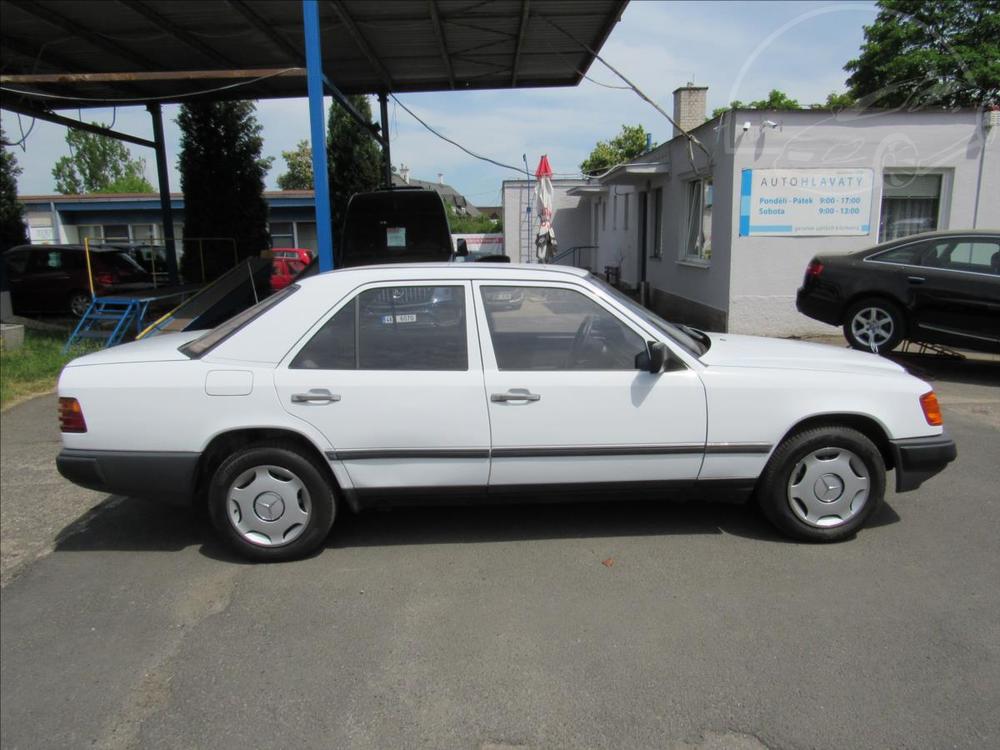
739, 168, 873, 236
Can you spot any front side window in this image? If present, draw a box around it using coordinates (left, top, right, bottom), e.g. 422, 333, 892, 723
481, 286, 646, 371
292, 285, 468, 371
879, 172, 942, 242
684, 179, 712, 261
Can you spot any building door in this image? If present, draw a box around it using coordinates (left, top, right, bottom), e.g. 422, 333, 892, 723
637, 192, 648, 286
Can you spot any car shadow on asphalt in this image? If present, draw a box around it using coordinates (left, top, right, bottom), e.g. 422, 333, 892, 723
50, 493, 902, 564
888, 351, 1000, 387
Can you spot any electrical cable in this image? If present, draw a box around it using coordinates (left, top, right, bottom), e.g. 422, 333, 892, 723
389, 93, 525, 174
5, 113, 37, 150
0, 67, 301, 104
538, 12, 713, 173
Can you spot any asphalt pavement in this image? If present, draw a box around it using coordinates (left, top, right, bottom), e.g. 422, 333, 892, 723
1, 348, 998, 750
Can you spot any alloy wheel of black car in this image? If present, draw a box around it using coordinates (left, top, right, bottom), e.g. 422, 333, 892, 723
843, 298, 905, 353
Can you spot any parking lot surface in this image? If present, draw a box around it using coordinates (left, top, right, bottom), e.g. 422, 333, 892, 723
2, 350, 998, 750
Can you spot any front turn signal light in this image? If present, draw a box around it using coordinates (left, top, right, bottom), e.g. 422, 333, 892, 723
58, 397, 87, 433
920, 391, 943, 426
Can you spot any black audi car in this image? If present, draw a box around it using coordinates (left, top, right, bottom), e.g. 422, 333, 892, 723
796, 230, 1000, 354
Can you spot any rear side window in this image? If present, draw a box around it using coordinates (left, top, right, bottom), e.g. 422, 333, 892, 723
869, 242, 927, 266
2, 250, 30, 274
181, 286, 298, 358
291, 285, 467, 371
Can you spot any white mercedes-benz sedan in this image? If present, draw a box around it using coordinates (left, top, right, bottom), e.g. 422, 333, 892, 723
57, 264, 956, 561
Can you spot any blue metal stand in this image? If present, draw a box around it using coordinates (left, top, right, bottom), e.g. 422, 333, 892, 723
64, 297, 147, 352
303, 0, 335, 273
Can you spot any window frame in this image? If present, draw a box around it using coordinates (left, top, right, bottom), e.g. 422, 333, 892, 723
283, 280, 479, 372
878, 169, 948, 242
682, 178, 712, 262
652, 187, 663, 259
865, 234, 1000, 277
473, 280, 655, 373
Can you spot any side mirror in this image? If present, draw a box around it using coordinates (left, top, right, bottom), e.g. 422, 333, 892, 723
455, 238, 469, 257
635, 341, 669, 373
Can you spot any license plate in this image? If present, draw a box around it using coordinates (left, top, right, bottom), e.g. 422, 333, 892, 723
382, 314, 417, 324
494, 292, 512, 301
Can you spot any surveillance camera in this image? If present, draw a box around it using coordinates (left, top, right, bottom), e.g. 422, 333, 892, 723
742, 121, 751, 132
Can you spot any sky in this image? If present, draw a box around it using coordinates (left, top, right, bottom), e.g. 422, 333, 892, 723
3, 1, 879, 207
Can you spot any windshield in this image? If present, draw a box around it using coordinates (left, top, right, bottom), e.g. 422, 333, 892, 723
180, 285, 298, 358
588, 274, 708, 357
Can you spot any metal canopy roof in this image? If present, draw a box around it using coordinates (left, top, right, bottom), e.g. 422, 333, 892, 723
1, 0, 628, 108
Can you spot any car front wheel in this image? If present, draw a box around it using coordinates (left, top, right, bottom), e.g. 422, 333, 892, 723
208, 443, 336, 561
843, 298, 905, 353
756, 426, 885, 542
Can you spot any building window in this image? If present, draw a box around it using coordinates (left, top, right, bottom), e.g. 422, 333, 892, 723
103, 224, 129, 242
683, 179, 712, 261
269, 222, 295, 248
131, 224, 157, 242
880, 173, 942, 242
612, 194, 618, 230
76, 225, 102, 243
623, 194, 630, 231
601, 199, 607, 231
652, 187, 663, 258
593, 202, 599, 244
296, 222, 318, 253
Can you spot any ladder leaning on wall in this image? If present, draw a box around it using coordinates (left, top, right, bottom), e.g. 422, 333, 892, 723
518, 183, 534, 263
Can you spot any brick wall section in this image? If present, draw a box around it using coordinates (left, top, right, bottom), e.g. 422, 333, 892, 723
672, 85, 708, 137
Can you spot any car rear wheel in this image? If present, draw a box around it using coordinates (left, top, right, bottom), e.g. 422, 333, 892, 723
69, 291, 92, 317
843, 298, 905, 353
208, 443, 335, 561
756, 426, 885, 542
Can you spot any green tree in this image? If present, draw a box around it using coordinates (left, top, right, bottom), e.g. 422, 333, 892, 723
1, 128, 29, 251
51, 126, 154, 194
711, 90, 802, 118
277, 139, 313, 190
845, 0, 1000, 108
818, 91, 858, 110
580, 124, 652, 175
447, 204, 501, 234
176, 101, 274, 282
327, 95, 382, 234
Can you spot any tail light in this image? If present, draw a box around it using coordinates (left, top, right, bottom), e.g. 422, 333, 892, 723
58, 397, 88, 433
94, 271, 116, 286
920, 391, 943, 426
805, 259, 824, 278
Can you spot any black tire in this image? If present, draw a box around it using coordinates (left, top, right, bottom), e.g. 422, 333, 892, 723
208, 442, 336, 562
69, 290, 92, 317
842, 297, 905, 353
756, 426, 885, 542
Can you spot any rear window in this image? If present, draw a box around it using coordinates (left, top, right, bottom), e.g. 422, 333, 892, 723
339, 192, 452, 266
180, 286, 298, 358
93, 251, 146, 273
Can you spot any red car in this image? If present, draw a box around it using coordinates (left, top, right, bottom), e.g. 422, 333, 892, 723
269, 248, 313, 292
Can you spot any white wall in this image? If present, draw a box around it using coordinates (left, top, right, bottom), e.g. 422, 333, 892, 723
726, 109, 999, 336
502, 179, 590, 264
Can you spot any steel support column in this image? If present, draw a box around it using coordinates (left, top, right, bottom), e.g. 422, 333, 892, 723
378, 91, 392, 188
303, 0, 334, 272
146, 102, 180, 285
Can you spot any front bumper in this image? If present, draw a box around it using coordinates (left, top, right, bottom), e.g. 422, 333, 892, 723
889, 434, 957, 492
57, 449, 199, 504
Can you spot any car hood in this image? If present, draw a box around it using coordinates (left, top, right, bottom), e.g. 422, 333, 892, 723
65, 331, 204, 367
699, 333, 906, 375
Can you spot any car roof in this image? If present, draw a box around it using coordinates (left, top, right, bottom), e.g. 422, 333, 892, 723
2, 243, 128, 254
296, 262, 590, 287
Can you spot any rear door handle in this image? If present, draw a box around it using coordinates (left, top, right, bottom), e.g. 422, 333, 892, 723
291, 388, 341, 404
907, 275, 926, 284
491, 390, 541, 403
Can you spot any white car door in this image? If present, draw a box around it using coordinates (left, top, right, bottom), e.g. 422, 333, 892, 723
274, 281, 491, 491
473, 281, 707, 488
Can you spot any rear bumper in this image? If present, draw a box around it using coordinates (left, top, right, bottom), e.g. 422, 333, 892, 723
889, 434, 957, 492
795, 288, 842, 326
57, 449, 199, 504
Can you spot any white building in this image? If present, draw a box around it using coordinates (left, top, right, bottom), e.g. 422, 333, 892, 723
510, 86, 999, 336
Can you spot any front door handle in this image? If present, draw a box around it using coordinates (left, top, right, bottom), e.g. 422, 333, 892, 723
907, 275, 926, 284
291, 388, 341, 404
491, 390, 541, 403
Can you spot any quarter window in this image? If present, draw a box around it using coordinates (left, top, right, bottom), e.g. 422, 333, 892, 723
292, 285, 468, 371
481, 286, 646, 371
